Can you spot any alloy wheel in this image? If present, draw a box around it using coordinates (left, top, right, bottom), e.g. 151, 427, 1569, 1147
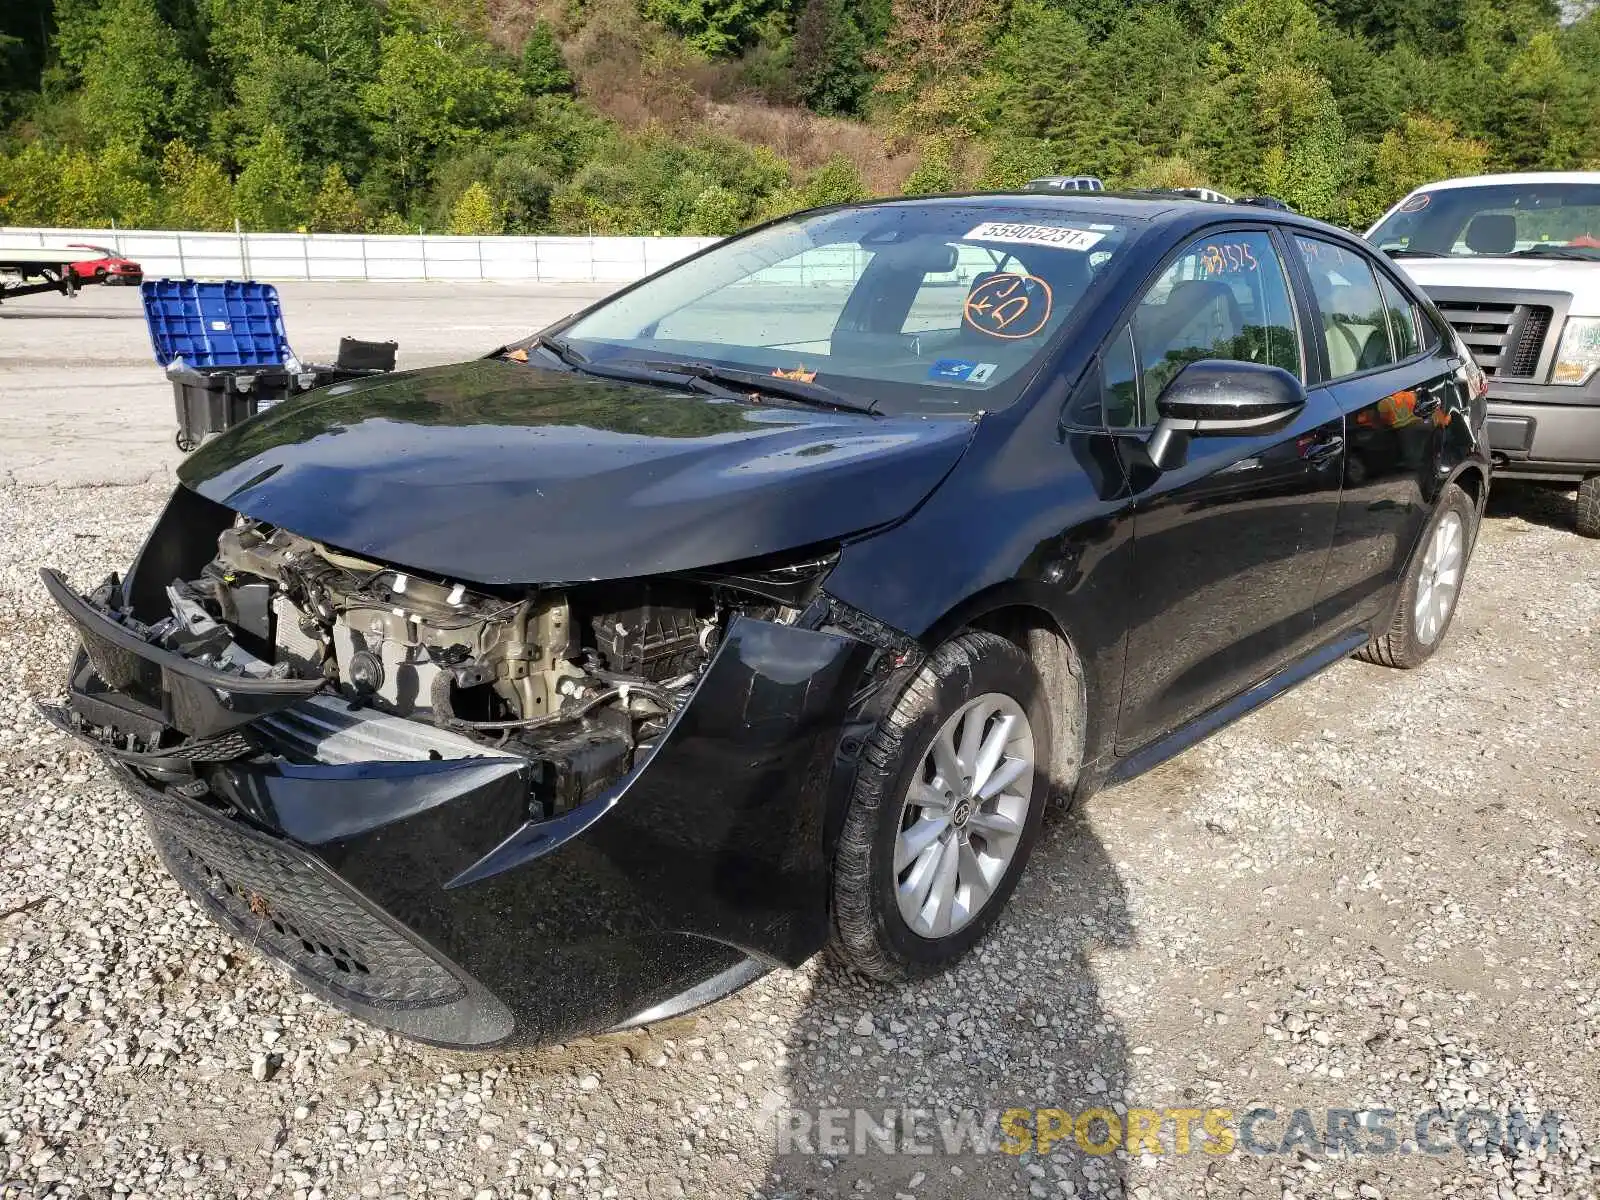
894, 692, 1036, 939
1414, 510, 1464, 646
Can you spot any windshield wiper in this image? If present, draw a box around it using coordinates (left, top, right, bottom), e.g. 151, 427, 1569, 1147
1385, 248, 1448, 258
533, 333, 587, 366
525, 337, 726, 391
1507, 245, 1600, 261
610, 358, 878, 414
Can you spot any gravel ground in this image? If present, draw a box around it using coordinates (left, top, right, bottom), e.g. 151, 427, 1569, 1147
2, 479, 1597, 1200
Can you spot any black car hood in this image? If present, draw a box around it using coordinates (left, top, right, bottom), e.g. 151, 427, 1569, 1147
178, 359, 978, 585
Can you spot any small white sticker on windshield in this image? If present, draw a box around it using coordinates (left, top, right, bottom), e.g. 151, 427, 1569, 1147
965, 221, 1106, 251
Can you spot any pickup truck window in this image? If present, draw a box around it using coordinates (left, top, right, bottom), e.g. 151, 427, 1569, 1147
1371, 182, 1600, 260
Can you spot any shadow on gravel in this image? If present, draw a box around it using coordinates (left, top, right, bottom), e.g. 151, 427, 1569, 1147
761, 806, 1132, 1200
1483, 479, 1581, 534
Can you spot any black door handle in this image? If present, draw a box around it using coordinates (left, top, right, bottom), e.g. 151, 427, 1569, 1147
1304, 434, 1344, 463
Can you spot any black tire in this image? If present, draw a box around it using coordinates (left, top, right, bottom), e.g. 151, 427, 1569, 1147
1577, 476, 1600, 539
1357, 482, 1477, 669
829, 629, 1051, 981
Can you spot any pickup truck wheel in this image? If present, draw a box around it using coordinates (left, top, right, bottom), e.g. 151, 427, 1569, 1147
1357, 482, 1477, 669
1577, 476, 1600, 539
829, 629, 1050, 981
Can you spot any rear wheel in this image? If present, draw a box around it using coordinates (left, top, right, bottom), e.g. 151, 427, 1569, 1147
1357, 482, 1477, 669
1577, 476, 1600, 539
829, 630, 1050, 981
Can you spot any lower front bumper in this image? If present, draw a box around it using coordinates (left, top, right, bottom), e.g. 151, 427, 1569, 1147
1486, 397, 1600, 481
55, 616, 875, 1050
123, 760, 520, 1046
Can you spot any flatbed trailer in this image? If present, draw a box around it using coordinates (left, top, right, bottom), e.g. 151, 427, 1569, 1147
0, 245, 104, 304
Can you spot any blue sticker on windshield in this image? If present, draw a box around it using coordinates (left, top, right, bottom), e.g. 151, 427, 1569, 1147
929, 358, 979, 381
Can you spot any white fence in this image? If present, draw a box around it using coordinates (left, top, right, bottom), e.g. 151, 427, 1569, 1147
0, 227, 720, 284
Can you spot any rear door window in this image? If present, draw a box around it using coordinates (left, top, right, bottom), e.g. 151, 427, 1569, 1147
1377, 273, 1419, 360
1293, 236, 1395, 379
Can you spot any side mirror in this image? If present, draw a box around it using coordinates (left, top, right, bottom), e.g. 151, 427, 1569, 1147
1146, 360, 1307, 470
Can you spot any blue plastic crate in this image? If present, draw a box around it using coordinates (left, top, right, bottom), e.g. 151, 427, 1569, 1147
141, 279, 294, 369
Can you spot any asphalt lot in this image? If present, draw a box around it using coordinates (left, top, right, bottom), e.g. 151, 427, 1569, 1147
2, 283, 1599, 1200
0, 282, 613, 487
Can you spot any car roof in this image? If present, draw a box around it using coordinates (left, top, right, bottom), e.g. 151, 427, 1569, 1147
1412, 171, 1600, 192
850, 191, 1346, 239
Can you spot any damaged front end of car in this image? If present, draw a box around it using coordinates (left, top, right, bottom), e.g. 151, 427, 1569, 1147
39, 483, 906, 1049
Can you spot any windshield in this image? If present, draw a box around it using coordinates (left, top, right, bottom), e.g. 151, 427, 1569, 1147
556, 202, 1138, 414
1369, 182, 1600, 260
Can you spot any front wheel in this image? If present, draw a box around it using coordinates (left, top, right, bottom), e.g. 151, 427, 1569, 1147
1576, 475, 1600, 539
829, 629, 1051, 981
1357, 482, 1478, 669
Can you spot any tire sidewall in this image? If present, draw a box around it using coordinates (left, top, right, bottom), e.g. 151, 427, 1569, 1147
865, 641, 1052, 972
1396, 484, 1476, 661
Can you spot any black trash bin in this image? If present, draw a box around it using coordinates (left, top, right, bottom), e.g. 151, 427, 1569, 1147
168, 366, 298, 453
143, 280, 398, 454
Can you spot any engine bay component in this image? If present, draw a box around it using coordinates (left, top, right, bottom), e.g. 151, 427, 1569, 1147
590, 587, 711, 683
46, 512, 843, 830
211, 524, 580, 724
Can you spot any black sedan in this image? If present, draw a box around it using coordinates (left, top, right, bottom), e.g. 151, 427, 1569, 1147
39, 193, 1491, 1049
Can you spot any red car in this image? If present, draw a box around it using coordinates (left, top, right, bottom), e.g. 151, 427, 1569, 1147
68, 243, 143, 285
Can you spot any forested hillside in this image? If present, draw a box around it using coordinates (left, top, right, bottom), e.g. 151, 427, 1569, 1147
1, 0, 1598, 235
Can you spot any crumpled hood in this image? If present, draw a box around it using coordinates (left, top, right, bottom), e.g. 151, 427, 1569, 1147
177, 359, 978, 584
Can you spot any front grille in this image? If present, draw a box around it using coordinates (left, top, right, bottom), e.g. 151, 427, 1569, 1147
1508, 306, 1552, 377
1434, 299, 1554, 379
147, 797, 465, 1009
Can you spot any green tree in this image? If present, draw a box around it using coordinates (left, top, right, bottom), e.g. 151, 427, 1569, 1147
900, 139, 958, 195
990, 4, 1199, 182
790, 0, 871, 116
1187, 0, 1351, 215
309, 163, 366, 231
1125, 155, 1213, 190
361, 26, 522, 205
4, 141, 159, 227
1312, 0, 1471, 50
640, 0, 777, 56
159, 138, 235, 229
78, 0, 204, 152
520, 21, 573, 94
1487, 30, 1586, 169
1346, 114, 1488, 226
556, 130, 789, 233
869, 0, 1001, 139
447, 179, 501, 233
370, 210, 414, 234
973, 136, 1059, 191
224, 47, 373, 177
985, 0, 1089, 144
235, 124, 309, 230
0, 143, 67, 226
688, 184, 744, 234
1254, 67, 1349, 218
1312, 27, 1405, 141
801, 155, 869, 207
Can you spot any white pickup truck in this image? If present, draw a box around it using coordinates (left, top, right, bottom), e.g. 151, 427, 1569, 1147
1367, 172, 1600, 536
